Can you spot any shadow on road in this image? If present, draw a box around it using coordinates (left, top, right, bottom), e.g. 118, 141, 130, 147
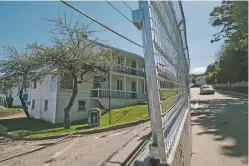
191, 97, 248, 163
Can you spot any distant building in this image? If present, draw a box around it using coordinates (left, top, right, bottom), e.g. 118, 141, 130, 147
195, 76, 207, 86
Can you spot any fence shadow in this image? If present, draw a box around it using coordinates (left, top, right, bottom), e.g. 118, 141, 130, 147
191, 97, 248, 164
216, 89, 248, 98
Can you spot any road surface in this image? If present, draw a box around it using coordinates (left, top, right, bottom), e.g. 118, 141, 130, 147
0, 121, 151, 166
190, 88, 248, 166
1, 88, 247, 166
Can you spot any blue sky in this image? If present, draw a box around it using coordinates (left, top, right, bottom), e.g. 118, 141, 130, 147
0, 1, 222, 74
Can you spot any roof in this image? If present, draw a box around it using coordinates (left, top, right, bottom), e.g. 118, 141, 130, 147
93, 41, 144, 61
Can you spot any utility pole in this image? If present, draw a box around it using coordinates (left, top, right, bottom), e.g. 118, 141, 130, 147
108, 68, 111, 125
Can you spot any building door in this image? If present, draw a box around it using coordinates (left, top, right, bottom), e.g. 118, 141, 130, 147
131, 81, 136, 99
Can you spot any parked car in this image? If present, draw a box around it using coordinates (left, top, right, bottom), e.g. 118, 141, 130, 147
200, 85, 215, 95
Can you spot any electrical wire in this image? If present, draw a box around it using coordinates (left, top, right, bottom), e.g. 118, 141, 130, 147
60, 0, 143, 48
122, 1, 133, 11
105, 0, 134, 25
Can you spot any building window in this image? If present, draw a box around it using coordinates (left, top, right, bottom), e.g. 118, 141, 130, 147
118, 57, 124, 65
61, 73, 73, 89
93, 82, 101, 89
117, 80, 123, 90
78, 101, 86, 112
32, 100, 35, 109
142, 84, 144, 94
23, 94, 28, 101
93, 77, 102, 89
33, 80, 37, 89
50, 75, 56, 91
44, 100, 48, 111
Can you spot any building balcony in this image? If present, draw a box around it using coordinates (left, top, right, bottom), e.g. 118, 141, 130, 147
91, 89, 137, 99
113, 65, 145, 78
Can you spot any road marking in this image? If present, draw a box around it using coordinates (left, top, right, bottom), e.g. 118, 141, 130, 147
44, 135, 79, 166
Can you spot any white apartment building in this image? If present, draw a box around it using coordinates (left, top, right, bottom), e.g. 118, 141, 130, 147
12, 45, 146, 124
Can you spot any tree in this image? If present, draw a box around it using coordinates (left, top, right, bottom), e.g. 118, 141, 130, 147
0, 46, 46, 121
210, 1, 248, 50
209, 1, 248, 84
30, 14, 115, 129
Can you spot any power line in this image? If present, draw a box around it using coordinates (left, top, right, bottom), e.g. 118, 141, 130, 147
61, 0, 143, 48
122, 1, 133, 11
105, 1, 134, 25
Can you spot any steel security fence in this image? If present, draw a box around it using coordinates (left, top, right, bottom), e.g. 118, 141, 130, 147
133, 1, 190, 164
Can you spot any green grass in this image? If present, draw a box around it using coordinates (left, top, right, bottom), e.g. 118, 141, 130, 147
2, 90, 178, 138
161, 89, 178, 100
7, 104, 149, 138
0, 108, 23, 117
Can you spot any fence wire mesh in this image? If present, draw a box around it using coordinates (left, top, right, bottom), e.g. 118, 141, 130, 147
139, 0, 190, 163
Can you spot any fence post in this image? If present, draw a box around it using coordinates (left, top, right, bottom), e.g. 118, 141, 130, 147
138, 1, 167, 163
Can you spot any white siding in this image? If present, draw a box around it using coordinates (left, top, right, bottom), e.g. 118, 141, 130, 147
12, 87, 31, 107
28, 75, 57, 123
55, 78, 97, 123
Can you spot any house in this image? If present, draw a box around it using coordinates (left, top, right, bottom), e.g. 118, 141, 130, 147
12, 87, 31, 107
12, 45, 146, 124
195, 76, 207, 86
0, 93, 7, 110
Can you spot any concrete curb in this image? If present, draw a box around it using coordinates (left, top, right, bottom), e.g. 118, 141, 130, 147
1, 118, 150, 141
217, 90, 248, 97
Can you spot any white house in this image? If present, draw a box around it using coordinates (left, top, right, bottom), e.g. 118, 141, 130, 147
12, 87, 31, 107
12, 45, 146, 124
195, 76, 207, 86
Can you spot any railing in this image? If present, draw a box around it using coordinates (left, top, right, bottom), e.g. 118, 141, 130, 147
91, 89, 137, 99
113, 64, 145, 77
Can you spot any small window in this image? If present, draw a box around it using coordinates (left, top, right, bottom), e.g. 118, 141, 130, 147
142, 84, 144, 94
61, 74, 73, 89
118, 57, 124, 65
117, 80, 123, 90
93, 77, 101, 89
78, 101, 86, 112
32, 100, 35, 109
23, 94, 28, 101
44, 100, 48, 111
33, 80, 37, 89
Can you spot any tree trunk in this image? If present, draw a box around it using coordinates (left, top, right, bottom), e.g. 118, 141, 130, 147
19, 88, 32, 121
64, 74, 78, 129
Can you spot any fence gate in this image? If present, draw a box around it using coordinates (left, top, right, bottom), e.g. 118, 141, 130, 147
132, 0, 190, 165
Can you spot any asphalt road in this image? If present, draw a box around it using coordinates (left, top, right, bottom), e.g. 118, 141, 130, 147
1, 88, 248, 166
0, 121, 151, 166
190, 88, 248, 166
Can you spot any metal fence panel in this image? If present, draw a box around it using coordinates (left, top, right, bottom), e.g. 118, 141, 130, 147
137, 1, 190, 164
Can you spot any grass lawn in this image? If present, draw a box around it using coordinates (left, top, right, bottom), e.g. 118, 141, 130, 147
0, 108, 23, 117
161, 89, 178, 100
1, 91, 178, 138
4, 104, 149, 138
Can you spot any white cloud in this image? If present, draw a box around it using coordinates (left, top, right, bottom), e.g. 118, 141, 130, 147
190, 67, 206, 74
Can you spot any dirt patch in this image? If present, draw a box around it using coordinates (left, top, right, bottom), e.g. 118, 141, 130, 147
0, 112, 25, 120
